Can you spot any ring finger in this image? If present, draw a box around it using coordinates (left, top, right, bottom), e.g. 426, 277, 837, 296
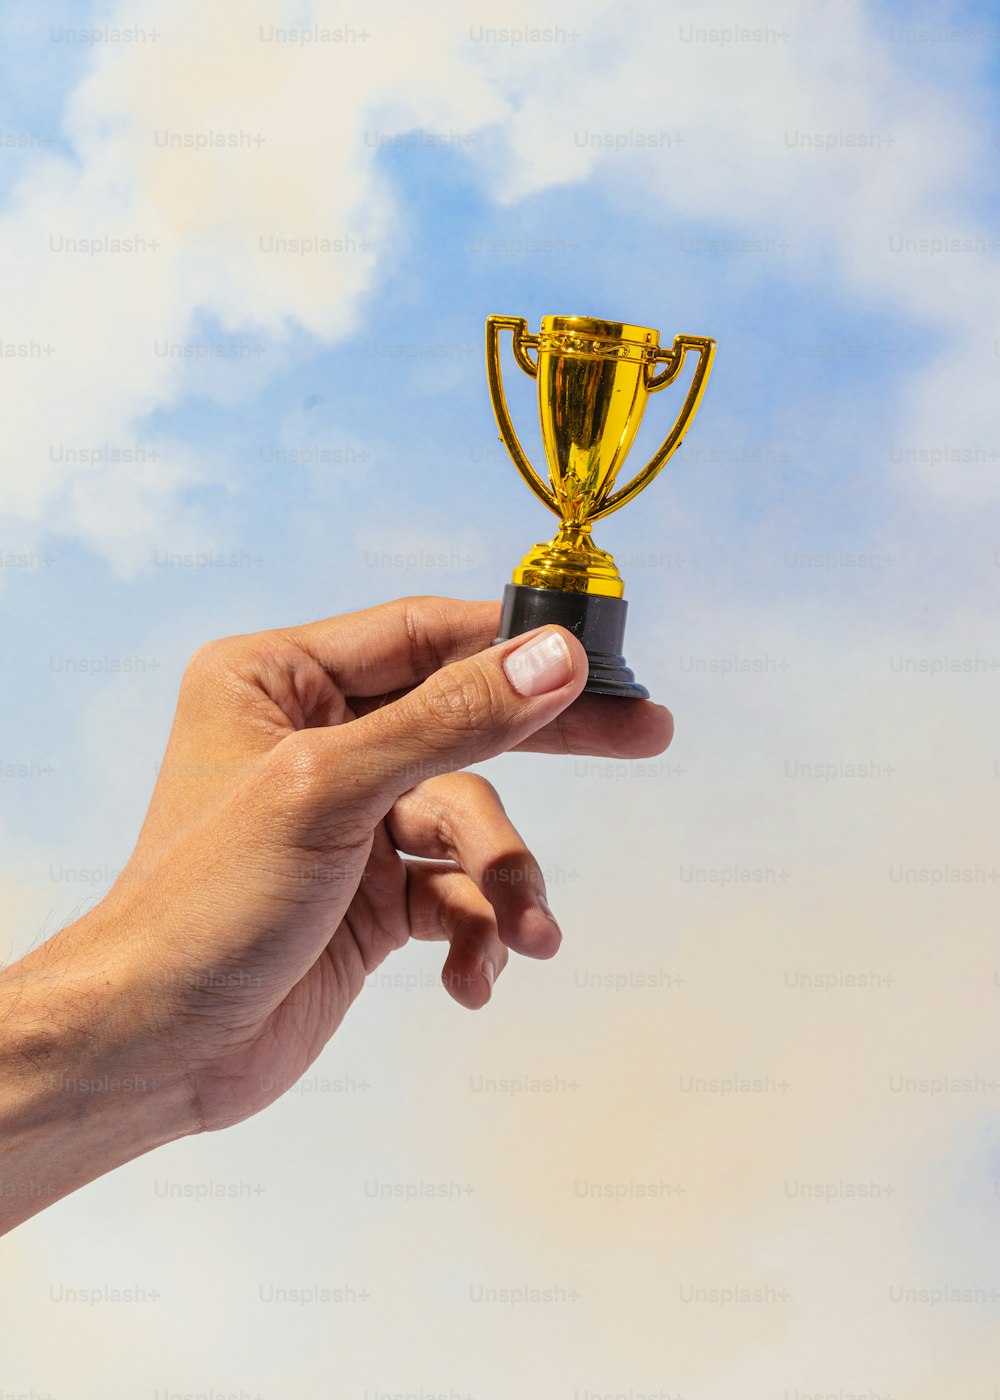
387, 772, 562, 960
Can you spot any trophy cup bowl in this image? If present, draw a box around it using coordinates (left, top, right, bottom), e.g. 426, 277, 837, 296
486, 314, 716, 698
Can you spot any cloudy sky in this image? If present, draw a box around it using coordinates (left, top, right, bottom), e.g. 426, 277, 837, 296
1, 0, 999, 1395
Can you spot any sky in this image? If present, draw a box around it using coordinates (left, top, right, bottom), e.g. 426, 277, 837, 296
1, 0, 1000, 1395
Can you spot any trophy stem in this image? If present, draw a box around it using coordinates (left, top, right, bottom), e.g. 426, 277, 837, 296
512, 523, 625, 598
494, 583, 649, 699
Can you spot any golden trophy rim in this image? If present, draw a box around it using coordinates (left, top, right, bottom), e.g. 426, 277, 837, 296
539, 313, 660, 347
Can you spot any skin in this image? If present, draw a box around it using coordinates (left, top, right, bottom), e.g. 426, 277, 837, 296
0, 596, 672, 1235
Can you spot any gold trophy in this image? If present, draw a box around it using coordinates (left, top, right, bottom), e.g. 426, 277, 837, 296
486, 314, 716, 697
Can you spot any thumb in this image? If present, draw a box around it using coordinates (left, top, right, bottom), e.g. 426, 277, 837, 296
321, 624, 589, 816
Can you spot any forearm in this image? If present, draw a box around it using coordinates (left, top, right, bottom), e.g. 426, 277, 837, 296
0, 917, 194, 1235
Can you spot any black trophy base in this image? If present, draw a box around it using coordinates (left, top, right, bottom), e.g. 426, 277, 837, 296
493, 583, 649, 699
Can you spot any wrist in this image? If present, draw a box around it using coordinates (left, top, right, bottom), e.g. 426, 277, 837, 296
0, 910, 197, 1233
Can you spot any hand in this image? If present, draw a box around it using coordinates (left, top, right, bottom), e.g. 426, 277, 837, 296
0, 596, 672, 1230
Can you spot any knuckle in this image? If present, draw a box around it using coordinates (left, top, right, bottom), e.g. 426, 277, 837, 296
185, 635, 231, 673
183, 634, 246, 686
271, 729, 329, 798
183, 629, 299, 701
422, 664, 501, 737
423, 770, 500, 814
457, 772, 500, 803
401, 595, 448, 676
264, 732, 367, 847
453, 771, 506, 823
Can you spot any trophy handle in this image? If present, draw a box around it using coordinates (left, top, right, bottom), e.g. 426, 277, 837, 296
485, 314, 561, 518
589, 334, 716, 523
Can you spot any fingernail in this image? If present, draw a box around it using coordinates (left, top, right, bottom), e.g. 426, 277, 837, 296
536, 893, 556, 922
503, 629, 572, 697
482, 957, 496, 992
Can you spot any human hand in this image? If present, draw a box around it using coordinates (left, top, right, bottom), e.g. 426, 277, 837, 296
1, 597, 672, 1229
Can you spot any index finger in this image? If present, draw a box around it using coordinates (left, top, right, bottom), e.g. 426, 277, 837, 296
280, 595, 502, 696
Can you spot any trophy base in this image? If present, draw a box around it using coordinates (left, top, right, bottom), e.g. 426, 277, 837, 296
493, 583, 650, 700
